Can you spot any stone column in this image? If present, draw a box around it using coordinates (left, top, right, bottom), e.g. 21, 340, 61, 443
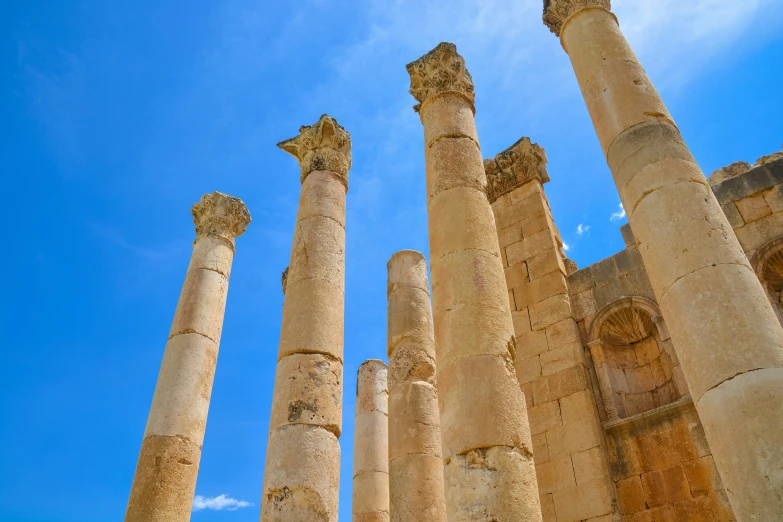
352, 360, 390, 522
261, 115, 350, 522
125, 192, 251, 522
544, 2, 783, 519
406, 43, 543, 521
386, 251, 447, 522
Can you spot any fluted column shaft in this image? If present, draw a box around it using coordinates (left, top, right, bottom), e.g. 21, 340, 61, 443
352, 361, 390, 522
125, 192, 250, 522
406, 43, 542, 521
545, 3, 783, 519
261, 115, 350, 522
386, 251, 447, 522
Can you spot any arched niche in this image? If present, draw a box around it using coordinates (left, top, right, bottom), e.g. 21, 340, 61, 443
588, 297, 686, 421
752, 236, 783, 325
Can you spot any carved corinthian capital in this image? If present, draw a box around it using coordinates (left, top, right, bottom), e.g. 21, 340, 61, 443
484, 137, 549, 203
406, 42, 475, 113
543, 0, 612, 36
277, 114, 352, 186
191, 191, 251, 247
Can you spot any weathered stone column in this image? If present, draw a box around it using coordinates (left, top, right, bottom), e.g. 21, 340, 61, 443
406, 43, 542, 521
386, 251, 447, 522
352, 360, 390, 522
544, 2, 783, 519
260, 115, 350, 522
125, 192, 251, 522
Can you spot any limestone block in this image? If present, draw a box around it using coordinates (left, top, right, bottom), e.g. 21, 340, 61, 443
559, 389, 597, 426
631, 181, 749, 296
125, 435, 201, 522
425, 138, 485, 199
420, 94, 478, 147
190, 236, 235, 276
571, 289, 597, 320
438, 354, 529, 455
278, 277, 344, 361
623, 392, 655, 417
504, 262, 529, 289
443, 446, 542, 522
551, 478, 614, 522
547, 418, 601, 459
626, 365, 656, 394
387, 343, 436, 389
428, 186, 500, 261
145, 333, 218, 445
388, 454, 447, 522
735, 193, 772, 223
659, 263, 783, 400
516, 354, 542, 385
709, 161, 752, 185
697, 367, 783, 520
529, 294, 572, 331
497, 222, 524, 249
506, 229, 559, 266
261, 425, 340, 522
520, 213, 552, 240
528, 245, 567, 280
532, 432, 549, 465
617, 475, 646, 514
720, 202, 745, 229
511, 308, 532, 335
512, 271, 568, 310
640, 464, 691, 508
169, 267, 228, 343
681, 455, 721, 498
537, 453, 576, 494
269, 353, 342, 437
388, 381, 441, 461
528, 400, 562, 436
352, 470, 390, 515
762, 183, 783, 213
571, 446, 609, 486
296, 171, 347, 226
532, 365, 588, 406
508, 179, 544, 205
545, 318, 581, 350
540, 342, 582, 376
288, 214, 345, 290
540, 493, 556, 522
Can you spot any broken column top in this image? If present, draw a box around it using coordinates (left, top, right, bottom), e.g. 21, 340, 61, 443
277, 114, 352, 186
543, 0, 613, 36
484, 136, 549, 203
387, 250, 430, 295
191, 191, 251, 247
406, 42, 475, 114
356, 360, 388, 413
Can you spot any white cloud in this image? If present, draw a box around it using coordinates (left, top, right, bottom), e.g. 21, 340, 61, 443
193, 495, 253, 512
562, 242, 570, 252
610, 203, 626, 222
576, 224, 589, 236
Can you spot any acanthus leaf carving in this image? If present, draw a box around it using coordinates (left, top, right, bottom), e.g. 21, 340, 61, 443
406, 42, 475, 113
484, 137, 549, 203
191, 191, 251, 247
543, 0, 612, 36
277, 114, 352, 186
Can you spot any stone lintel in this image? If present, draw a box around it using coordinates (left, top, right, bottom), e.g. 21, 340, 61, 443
277, 114, 352, 186
543, 0, 613, 37
484, 136, 549, 203
191, 191, 251, 248
406, 42, 475, 114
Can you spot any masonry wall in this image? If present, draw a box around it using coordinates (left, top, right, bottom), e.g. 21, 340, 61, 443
491, 180, 619, 522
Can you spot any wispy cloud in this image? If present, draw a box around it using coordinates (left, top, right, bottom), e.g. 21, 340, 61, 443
610, 203, 626, 222
576, 224, 589, 236
89, 222, 183, 260
193, 494, 253, 512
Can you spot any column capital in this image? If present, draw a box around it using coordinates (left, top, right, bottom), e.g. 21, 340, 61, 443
484, 137, 549, 203
277, 114, 352, 186
543, 0, 613, 36
191, 191, 251, 247
406, 42, 475, 114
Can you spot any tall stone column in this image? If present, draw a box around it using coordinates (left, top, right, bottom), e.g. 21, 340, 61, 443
261, 115, 350, 522
352, 360, 390, 522
543, 2, 783, 519
125, 192, 251, 522
406, 43, 543, 521
386, 251, 447, 522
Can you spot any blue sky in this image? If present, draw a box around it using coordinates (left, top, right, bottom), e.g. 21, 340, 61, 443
2, 1, 782, 520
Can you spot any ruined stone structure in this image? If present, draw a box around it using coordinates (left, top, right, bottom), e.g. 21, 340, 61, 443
352, 360, 390, 522
125, 5, 783, 522
261, 114, 350, 522
125, 192, 250, 522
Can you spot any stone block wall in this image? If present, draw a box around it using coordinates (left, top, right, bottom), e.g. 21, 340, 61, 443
491, 179, 619, 522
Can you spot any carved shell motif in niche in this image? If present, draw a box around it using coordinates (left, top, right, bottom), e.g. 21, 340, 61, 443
763, 249, 783, 292
543, 0, 612, 36
600, 306, 654, 346
406, 42, 475, 112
